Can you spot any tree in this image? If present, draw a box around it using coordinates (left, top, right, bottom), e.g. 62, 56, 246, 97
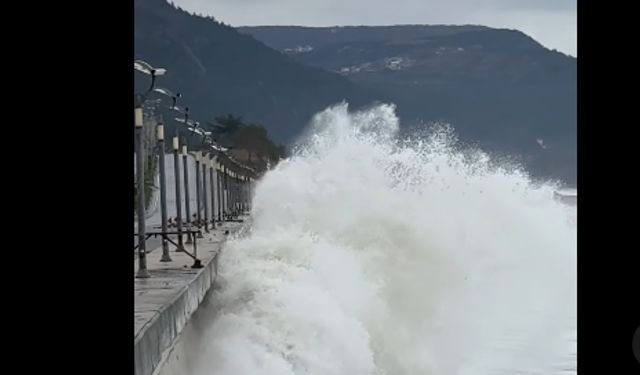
208, 113, 244, 147
205, 113, 285, 171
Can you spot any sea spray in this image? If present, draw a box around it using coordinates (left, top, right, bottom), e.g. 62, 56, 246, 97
183, 102, 576, 375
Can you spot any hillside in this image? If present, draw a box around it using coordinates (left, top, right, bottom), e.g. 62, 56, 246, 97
240, 26, 577, 183
134, 0, 576, 183
134, 0, 374, 143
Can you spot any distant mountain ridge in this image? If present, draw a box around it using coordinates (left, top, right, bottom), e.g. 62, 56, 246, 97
240, 25, 576, 183
134, 0, 576, 183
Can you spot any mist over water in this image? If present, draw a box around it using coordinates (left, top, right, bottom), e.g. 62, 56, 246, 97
184, 103, 576, 375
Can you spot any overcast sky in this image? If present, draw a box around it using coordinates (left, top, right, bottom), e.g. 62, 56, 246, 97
171, 0, 576, 56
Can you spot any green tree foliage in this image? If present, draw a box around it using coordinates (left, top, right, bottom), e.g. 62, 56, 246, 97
208, 114, 286, 171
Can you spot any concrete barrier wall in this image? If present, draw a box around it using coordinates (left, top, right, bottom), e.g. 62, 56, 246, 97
153, 320, 192, 375
134, 251, 220, 375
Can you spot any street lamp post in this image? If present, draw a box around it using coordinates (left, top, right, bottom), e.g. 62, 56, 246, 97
239, 173, 243, 214
241, 175, 246, 212
134, 59, 167, 278
238, 173, 243, 213
245, 174, 250, 211
217, 162, 223, 222
247, 176, 252, 211
173, 135, 184, 252
194, 151, 203, 237
238, 174, 243, 213
223, 165, 228, 220
209, 157, 216, 228
249, 176, 253, 210
249, 177, 253, 211
231, 170, 236, 216
245, 176, 249, 212
228, 169, 233, 217
182, 145, 193, 244
227, 167, 232, 218
239, 174, 243, 212
157, 123, 172, 262
245, 176, 248, 212
135, 107, 150, 279
233, 171, 239, 216
244, 176, 248, 212
202, 155, 209, 233
229, 167, 233, 219
235, 172, 240, 214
